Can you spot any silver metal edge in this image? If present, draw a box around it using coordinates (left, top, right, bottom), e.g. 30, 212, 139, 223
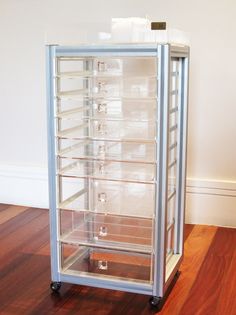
55, 43, 160, 56
153, 44, 170, 297
178, 55, 190, 255
46, 45, 60, 281
60, 273, 153, 295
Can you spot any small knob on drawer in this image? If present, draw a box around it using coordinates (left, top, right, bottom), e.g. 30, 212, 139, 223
99, 226, 108, 236
98, 144, 106, 157
98, 192, 107, 203
97, 61, 107, 72
98, 260, 108, 270
96, 122, 107, 135
97, 103, 107, 113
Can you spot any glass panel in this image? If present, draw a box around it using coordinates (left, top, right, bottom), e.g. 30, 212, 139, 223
58, 158, 155, 183
58, 177, 155, 218
58, 139, 156, 163
60, 210, 152, 250
55, 55, 157, 287
57, 118, 156, 141
57, 99, 156, 121
57, 57, 157, 99
57, 57, 156, 77
57, 76, 156, 99
166, 58, 180, 257
61, 243, 153, 283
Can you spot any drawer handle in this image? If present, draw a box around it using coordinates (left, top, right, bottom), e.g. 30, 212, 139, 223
97, 103, 107, 113
98, 145, 106, 156
99, 226, 108, 237
96, 122, 107, 134
99, 163, 105, 174
98, 192, 107, 203
98, 81, 106, 93
97, 61, 107, 72
98, 260, 108, 270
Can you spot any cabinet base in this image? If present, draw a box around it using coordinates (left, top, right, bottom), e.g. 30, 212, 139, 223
149, 270, 181, 311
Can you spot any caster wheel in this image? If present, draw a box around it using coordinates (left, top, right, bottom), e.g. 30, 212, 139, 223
149, 296, 162, 308
50, 281, 61, 292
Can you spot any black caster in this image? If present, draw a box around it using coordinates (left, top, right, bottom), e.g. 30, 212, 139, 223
50, 281, 61, 292
149, 270, 180, 311
149, 296, 162, 309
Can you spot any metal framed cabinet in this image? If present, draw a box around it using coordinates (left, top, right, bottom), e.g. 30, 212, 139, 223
46, 43, 189, 309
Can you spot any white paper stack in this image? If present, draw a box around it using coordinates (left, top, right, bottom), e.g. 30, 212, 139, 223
105, 17, 189, 45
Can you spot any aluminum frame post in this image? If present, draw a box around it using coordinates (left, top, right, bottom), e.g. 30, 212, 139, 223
175, 56, 190, 255
46, 45, 60, 281
153, 44, 170, 297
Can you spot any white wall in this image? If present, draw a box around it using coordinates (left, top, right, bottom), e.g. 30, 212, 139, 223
0, 0, 235, 226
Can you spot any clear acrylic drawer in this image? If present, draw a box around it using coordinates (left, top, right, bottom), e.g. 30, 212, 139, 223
57, 76, 156, 99
58, 158, 156, 183
57, 118, 156, 141
57, 98, 156, 121
58, 177, 155, 218
60, 210, 153, 250
57, 56, 157, 99
57, 56, 156, 78
58, 139, 156, 163
61, 243, 153, 283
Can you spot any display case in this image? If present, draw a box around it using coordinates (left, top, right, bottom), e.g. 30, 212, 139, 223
46, 43, 189, 309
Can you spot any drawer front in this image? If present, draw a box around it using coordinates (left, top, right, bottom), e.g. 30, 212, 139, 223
58, 73, 156, 99
60, 243, 153, 283
57, 98, 156, 121
59, 158, 156, 183
58, 118, 156, 141
59, 177, 155, 218
58, 139, 156, 163
60, 210, 153, 250
57, 56, 156, 78
59, 77, 155, 97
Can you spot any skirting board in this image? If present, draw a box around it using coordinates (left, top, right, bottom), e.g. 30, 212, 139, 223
0, 165, 235, 227
186, 178, 236, 227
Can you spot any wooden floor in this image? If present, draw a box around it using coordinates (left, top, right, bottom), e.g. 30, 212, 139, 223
0, 204, 236, 315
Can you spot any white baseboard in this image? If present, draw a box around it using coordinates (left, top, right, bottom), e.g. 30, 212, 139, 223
186, 178, 236, 227
0, 164, 49, 209
0, 164, 235, 227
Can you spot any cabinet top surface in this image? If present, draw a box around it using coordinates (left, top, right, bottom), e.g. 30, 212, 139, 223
48, 43, 189, 57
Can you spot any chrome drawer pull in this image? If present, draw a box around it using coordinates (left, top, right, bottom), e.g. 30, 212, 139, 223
99, 163, 105, 174
98, 144, 106, 156
98, 192, 107, 203
99, 226, 108, 236
97, 61, 107, 72
98, 260, 108, 270
96, 122, 107, 134
97, 102, 107, 113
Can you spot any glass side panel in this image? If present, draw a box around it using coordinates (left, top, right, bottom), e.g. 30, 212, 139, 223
166, 58, 180, 257
58, 177, 155, 218
61, 243, 153, 283
58, 158, 155, 184
60, 210, 152, 252
58, 139, 156, 163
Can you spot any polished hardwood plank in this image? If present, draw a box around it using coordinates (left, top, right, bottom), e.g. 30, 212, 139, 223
184, 223, 194, 241
179, 227, 236, 315
215, 251, 236, 315
0, 205, 235, 315
146, 225, 217, 315
0, 205, 28, 224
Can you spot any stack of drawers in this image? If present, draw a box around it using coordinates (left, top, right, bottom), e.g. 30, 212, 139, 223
55, 56, 158, 283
